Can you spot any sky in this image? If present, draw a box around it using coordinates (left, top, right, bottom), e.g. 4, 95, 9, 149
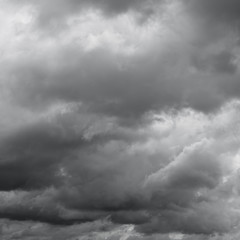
1, 0, 240, 239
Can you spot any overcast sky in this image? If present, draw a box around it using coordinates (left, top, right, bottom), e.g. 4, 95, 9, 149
1, 0, 240, 239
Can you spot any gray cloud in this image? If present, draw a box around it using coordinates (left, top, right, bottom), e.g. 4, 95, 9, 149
183, 0, 240, 49
136, 202, 233, 235
10, 0, 161, 29
0, 217, 119, 240
0, 108, 134, 191
0, 117, 87, 190
187, 0, 240, 25
0, 102, 239, 235
191, 50, 237, 74
1, 0, 240, 238
8, 43, 239, 119
3, 11, 239, 120
145, 141, 221, 193
9, 46, 187, 122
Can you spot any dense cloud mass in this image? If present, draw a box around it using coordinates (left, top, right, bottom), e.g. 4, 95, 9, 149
1, 0, 240, 239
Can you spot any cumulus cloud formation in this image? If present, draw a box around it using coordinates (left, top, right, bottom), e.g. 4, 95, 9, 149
1, 0, 240, 239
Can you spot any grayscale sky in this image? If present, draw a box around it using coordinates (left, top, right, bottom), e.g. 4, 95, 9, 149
1, 0, 240, 239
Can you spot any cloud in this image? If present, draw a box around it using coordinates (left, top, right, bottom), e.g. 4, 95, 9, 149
182, 0, 240, 49
9, 0, 162, 29
0, 113, 88, 190
0, 217, 119, 240
2, 1, 239, 119
1, 0, 240, 238
191, 50, 237, 74
0, 100, 239, 235
0, 105, 137, 191
145, 141, 221, 192
136, 202, 234, 235
7, 42, 187, 122
187, 0, 240, 25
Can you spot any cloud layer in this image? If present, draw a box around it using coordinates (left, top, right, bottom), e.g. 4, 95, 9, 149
1, 0, 240, 239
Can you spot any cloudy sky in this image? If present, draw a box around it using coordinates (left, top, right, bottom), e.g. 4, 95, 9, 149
1, 0, 240, 239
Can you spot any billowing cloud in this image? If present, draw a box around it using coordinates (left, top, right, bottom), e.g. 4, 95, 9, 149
145, 141, 221, 190
0, 100, 240, 237
1, 0, 240, 239
1, 0, 239, 118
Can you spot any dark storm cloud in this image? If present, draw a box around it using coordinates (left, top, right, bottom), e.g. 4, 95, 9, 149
0, 108, 133, 191
9, 46, 186, 122
0, 189, 118, 228
0, 104, 239, 235
1, 0, 240, 238
3, 0, 240, 119
0, 218, 117, 240
8, 42, 239, 119
0, 118, 85, 190
136, 202, 233, 235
